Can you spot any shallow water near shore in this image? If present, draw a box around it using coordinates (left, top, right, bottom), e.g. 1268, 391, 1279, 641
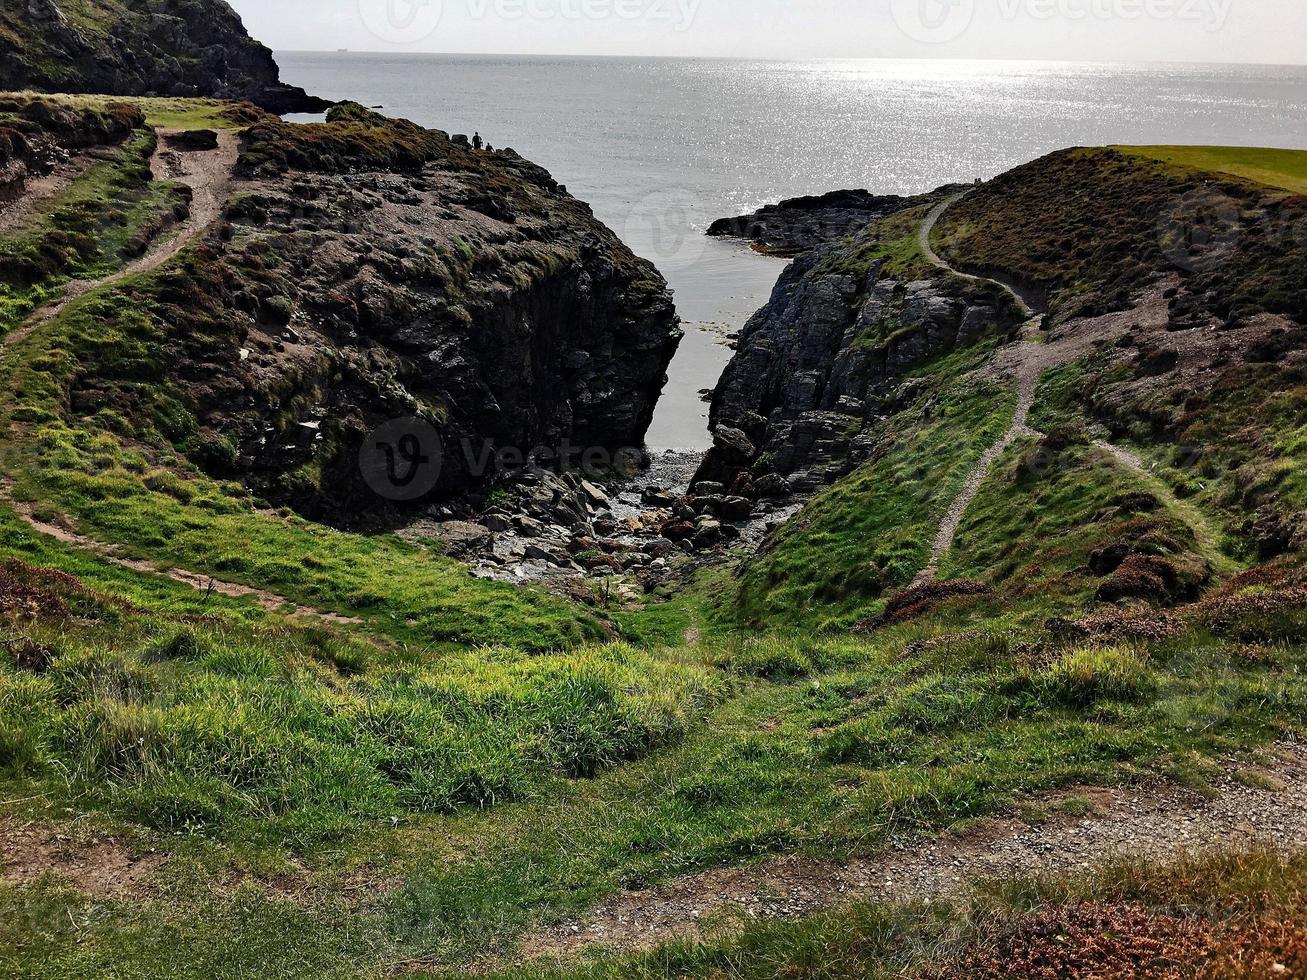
277, 54, 1307, 449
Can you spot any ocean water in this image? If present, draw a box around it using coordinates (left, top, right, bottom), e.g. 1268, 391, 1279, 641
277, 55, 1307, 449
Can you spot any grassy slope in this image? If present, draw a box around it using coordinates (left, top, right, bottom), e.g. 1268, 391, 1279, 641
932, 146, 1307, 325
730, 345, 1013, 631
1031, 342, 1307, 567
0, 127, 184, 334
1, 127, 1306, 977
1116, 144, 1307, 195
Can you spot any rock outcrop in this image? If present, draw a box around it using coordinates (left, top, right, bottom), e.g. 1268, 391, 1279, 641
695, 231, 1022, 491
0, 96, 144, 201
707, 186, 965, 256
0, 0, 328, 113
78, 105, 682, 526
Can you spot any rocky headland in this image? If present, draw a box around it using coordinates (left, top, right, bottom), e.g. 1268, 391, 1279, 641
707, 185, 965, 256
0, 0, 328, 113
71, 104, 683, 526
696, 202, 1024, 493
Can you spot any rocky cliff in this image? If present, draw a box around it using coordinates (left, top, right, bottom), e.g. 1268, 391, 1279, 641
0, 0, 327, 113
696, 207, 1022, 492
74, 105, 682, 525
707, 186, 964, 256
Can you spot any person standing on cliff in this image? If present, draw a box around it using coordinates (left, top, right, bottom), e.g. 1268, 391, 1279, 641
473, 132, 484, 150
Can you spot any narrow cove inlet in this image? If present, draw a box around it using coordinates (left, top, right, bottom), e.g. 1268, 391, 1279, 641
4, 8, 1307, 978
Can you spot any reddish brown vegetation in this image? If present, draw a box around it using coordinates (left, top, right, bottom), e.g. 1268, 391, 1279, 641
922, 901, 1307, 980
1096, 554, 1205, 606
0, 558, 97, 620
1075, 606, 1185, 644
854, 580, 991, 632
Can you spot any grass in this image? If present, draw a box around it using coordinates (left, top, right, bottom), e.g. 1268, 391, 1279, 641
729, 346, 1014, 631
0, 91, 265, 131
817, 204, 938, 283
1, 135, 1306, 978
0, 126, 184, 335
3, 594, 1305, 974
1116, 144, 1307, 196
0, 509, 717, 848
941, 426, 1224, 601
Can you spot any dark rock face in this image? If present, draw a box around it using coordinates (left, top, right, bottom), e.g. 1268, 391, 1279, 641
707, 186, 965, 256
695, 243, 1020, 490
105, 108, 681, 525
0, 0, 328, 113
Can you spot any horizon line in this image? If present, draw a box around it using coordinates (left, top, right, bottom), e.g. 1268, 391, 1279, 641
272, 49, 1307, 69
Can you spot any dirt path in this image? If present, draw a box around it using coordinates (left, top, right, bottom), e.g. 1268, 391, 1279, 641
7, 497, 362, 626
509, 744, 1307, 965
919, 192, 1042, 318
911, 198, 1214, 586
912, 341, 1041, 588
912, 194, 1047, 587
0, 155, 94, 236
3, 128, 238, 352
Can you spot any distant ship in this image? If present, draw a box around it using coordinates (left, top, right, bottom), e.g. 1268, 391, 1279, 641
337, 48, 349, 53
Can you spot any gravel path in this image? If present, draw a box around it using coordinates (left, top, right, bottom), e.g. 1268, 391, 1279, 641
510, 744, 1307, 965
3, 128, 238, 352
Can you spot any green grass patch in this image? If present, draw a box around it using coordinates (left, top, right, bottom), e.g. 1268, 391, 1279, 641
0, 285, 607, 652
1117, 144, 1307, 196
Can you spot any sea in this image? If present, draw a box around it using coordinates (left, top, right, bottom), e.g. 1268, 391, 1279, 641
276, 55, 1307, 449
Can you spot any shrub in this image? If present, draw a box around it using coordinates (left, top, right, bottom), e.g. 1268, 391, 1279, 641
1035, 645, 1157, 707
1199, 586, 1307, 644
144, 630, 205, 664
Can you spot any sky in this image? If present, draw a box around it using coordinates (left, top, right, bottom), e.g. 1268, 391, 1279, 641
229, 0, 1306, 64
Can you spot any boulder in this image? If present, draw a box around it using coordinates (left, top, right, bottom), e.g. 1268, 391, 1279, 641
713, 426, 756, 465
514, 515, 546, 538
429, 520, 493, 558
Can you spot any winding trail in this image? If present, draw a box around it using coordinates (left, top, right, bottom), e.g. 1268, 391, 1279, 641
6, 495, 362, 626
2, 128, 239, 353
0, 130, 359, 626
918, 192, 1042, 320
910, 194, 1223, 586
911, 193, 1046, 587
